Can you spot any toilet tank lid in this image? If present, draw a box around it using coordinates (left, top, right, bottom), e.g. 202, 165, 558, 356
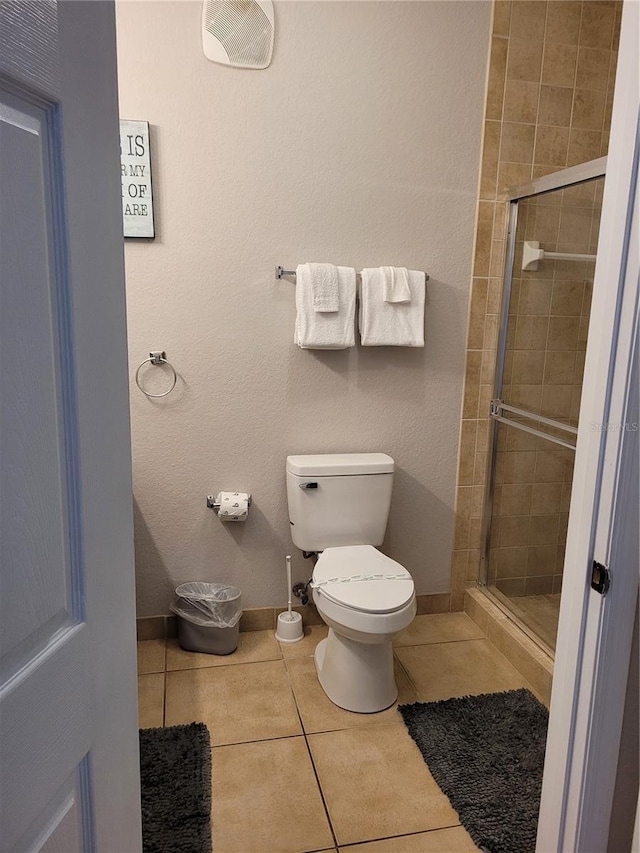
286, 453, 394, 476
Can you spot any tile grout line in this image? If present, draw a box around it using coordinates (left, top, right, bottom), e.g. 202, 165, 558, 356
282, 656, 340, 851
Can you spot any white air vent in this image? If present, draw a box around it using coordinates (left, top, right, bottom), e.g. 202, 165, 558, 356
202, 0, 274, 70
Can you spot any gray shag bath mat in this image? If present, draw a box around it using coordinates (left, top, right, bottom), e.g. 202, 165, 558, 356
139, 722, 212, 853
399, 688, 548, 853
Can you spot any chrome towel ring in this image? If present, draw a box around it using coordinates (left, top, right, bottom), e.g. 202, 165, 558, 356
135, 351, 177, 398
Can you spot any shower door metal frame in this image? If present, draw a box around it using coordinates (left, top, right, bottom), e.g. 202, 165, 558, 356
478, 158, 608, 637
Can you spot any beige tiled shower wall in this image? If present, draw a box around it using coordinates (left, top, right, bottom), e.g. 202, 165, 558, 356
450, 0, 622, 609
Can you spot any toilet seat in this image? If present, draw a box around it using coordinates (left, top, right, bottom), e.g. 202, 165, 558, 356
313, 545, 414, 614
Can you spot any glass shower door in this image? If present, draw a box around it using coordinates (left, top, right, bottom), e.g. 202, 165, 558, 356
481, 162, 605, 652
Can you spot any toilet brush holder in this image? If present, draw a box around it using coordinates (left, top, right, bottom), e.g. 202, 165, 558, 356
276, 611, 304, 643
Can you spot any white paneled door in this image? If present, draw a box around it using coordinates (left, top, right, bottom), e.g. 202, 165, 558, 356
0, 2, 141, 850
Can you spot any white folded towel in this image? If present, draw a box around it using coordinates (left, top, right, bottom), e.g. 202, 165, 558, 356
295, 264, 356, 349
381, 266, 412, 303
359, 268, 426, 347
299, 262, 340, 312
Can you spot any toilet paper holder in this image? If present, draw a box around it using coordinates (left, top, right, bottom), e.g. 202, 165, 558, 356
206, 494, 252, 511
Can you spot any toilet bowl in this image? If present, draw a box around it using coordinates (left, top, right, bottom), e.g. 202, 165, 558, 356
311, 545, 416, 713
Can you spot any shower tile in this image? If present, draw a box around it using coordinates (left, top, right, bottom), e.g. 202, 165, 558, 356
518, 280, 553, 316
137, 639, 165, 674
211, 737, 333, 853
571, 89, 606, 131
138, 673, 164, 729
396, 639, 529, 702
395, 612, 485, 647
496, 450, 536, 484
497, 515, 530, 548
534, 449, 571, 483
547, 316, 580, 350
579, 3, 616, 50
545, 1, 581, 46
544, 350, 576, 385
499, 483, 533, 516
308, 724, 459, 845
338, 826, 480, 852
279, 624, 328, 658
527, 545, 557, 577
496, 577, 526, 597
541, 43, 578, 88
531, 483, 563, 515
496, 546, 529, 578
480, 121, 500, 200
165, 659, 302, 745
558, 209, 593, 248
509, 383, 543, 411
511, 350, 545, 384
528, 515, 560, 547
537, 86, 573, 128
501, 120, 537, 162
486, 37, 509, 121
540, 385, 572, 419
503, 80, 539, 124
497, 162, 532, 196
165, 630, 282, 671
515, 315, 549, 350
561, 482, 573, 513
524, 576, 555, 596
474, 204, 495, 277
575, 47, 611, 92
510, 0, 546, 41
492, 0, 511, 37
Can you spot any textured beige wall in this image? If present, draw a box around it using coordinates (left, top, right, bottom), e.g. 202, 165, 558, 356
116, 1, 491, 615
450, 0, 622, 610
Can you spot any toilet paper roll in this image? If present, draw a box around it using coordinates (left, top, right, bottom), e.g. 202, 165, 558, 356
216, 492, 250, 522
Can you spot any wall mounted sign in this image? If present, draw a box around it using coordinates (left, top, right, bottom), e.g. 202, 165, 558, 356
119, 120, 155, 238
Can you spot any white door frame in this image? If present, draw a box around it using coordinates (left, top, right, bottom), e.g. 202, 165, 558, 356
537, 1, 640, 850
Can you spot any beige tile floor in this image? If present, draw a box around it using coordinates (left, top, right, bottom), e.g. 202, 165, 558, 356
138, 612, 537, 853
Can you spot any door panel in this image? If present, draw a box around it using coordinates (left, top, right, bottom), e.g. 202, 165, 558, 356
1, 90, 80, 681
0, 2, 141, 850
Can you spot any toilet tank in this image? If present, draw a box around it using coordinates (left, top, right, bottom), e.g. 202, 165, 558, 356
286, 453, 395, 552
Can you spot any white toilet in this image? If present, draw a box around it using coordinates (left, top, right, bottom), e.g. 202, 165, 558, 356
286, 453, 416, 713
